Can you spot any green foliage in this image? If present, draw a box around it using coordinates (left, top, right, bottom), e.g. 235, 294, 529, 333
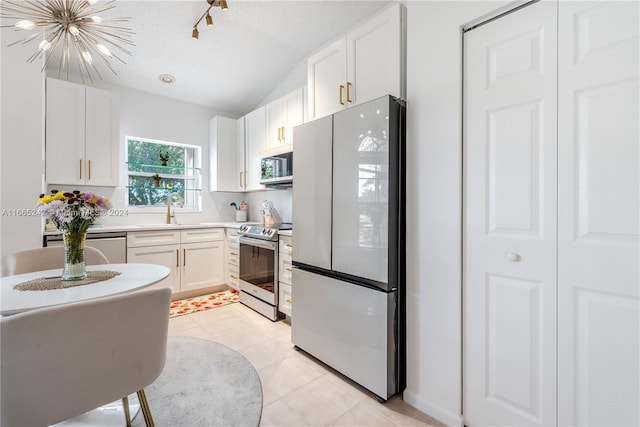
127, 139, 190, 206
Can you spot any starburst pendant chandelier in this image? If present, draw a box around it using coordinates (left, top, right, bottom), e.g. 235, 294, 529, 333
0, 0, 134, 83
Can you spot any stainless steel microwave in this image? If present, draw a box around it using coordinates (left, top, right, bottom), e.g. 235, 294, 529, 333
260, 145, 293, 186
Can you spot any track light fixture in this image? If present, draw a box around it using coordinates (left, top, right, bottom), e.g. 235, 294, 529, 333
192, 0, 228, 40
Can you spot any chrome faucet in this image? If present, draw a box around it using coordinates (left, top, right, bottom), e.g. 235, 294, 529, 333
166, 192, 184, 224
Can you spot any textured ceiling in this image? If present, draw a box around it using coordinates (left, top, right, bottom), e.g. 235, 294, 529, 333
71, 0, 391, 115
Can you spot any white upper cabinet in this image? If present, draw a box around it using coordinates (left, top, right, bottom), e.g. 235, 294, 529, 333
307, 4, 405, 121
236, 116, 246, 191
265, 87, 304, 148
209, 115, 239, 192
244, 105, 266, 191
46, 78, 120, 186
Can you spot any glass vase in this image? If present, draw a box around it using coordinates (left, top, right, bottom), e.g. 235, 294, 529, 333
62, 231, 87, 281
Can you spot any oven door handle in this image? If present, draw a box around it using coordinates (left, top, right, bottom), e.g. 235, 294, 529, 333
239, 237, 277, 251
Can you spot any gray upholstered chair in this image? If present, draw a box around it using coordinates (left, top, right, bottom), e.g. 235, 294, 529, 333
0, 245, 110, 277
0, 287, 172, 427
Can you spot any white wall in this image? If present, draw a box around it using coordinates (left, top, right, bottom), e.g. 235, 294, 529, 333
1, 27, 45, 257
404, 1, 514, 425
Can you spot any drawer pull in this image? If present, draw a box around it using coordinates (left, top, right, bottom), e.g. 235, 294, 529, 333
285, 244, 292, 248
286, 299, 292, 304
285, 268, 292, 272
230, 252, 238, 256
230, 274, 238, 279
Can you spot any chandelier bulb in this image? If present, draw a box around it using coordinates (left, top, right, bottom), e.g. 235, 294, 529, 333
206, 13, 213, 27
96, 43, 112, 57
68, 24, 80, 36
192, 27, 199, 40
220, 0, 228, 10
91, 15, 103, 23
38, 39, 51, 51
15, 20, 36, 30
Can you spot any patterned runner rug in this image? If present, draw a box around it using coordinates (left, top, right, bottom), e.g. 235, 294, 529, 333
169, 289, 239, 318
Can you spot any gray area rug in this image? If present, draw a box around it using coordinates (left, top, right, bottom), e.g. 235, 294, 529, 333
133, 336, 263, 427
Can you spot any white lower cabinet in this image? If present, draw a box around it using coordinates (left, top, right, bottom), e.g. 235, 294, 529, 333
278, 235, 293, 316
127, 243, 181, 294
225, 228, 240, 291
127, 228, 224, 296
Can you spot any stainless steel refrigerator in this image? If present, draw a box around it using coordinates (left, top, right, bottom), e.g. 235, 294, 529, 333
291, 95, 405, 401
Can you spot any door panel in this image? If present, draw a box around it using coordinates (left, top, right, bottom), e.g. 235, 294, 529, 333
332, 96, 390, 284
463, 2, 557, 426
557, 2, 640, 426
292, 116, 333, 270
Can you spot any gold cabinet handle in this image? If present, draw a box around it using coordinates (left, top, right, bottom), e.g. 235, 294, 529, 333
79, 159, 82, 179
281, 126, 285, 141
183, 249, 186, 267
347, 82, 352, 103
285, 267, 292, 272
88, 160, 91, 180
230, 252, 237, 256
339, 85, 345, 105
277, 127, 282, 141
230, 274, 238, 279
176, 249, 179, 267
286, 298, 292, 304
285, 244, 292, 248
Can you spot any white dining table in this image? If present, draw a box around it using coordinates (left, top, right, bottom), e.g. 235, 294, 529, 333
0, 263, 171, 427
0, 263, 170, 316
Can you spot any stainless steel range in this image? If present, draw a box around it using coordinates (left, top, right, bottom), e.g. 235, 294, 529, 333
237, 224, 286, 320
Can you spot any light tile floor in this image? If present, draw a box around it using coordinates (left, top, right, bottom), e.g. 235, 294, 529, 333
168, 301, 445, 427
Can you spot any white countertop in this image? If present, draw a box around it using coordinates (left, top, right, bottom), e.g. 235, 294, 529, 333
278, 229, 293, 237
43, 222, 253, 236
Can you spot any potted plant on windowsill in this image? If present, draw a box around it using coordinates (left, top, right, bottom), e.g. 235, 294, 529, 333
152, 173, 162, 187
159, 151, 169, 166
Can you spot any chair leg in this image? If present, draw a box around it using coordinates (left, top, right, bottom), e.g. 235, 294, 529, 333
122, 396, 132, 427
137, 389, 155, 427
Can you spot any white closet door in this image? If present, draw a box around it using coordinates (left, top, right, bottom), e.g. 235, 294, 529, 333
557, 2, 640, 426
463, 2, 557, 426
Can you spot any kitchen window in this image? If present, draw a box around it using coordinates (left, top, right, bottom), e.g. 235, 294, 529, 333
126, 136, 201, 211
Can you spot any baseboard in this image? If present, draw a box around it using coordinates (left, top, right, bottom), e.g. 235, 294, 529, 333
171, 283, 229, 301
402, 390, 464, 427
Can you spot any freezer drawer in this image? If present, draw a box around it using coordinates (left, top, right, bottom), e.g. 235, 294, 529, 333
291, 267, 399, 399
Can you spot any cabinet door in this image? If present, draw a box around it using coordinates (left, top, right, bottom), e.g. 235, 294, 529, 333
85, 86, 119, 186
282, 87, 304, 144
181, 241, 225, 292
265, 98, 285, 148
347, 4, 402, 107
45, 78, 85, 185
127, 244, 181, 294
308, 38, 347, 121
236, 116, 246, 191
209, 116, 238, 192
244, 106, 266, 191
